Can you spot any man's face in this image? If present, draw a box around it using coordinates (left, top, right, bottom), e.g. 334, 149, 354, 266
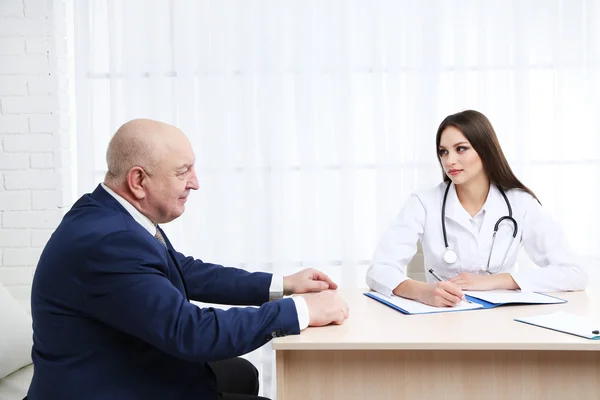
143, 135, 199, 224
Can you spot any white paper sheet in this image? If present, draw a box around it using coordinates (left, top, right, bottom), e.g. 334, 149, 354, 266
515, 311, 600, 340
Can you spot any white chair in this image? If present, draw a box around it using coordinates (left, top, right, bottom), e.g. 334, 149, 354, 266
406, 241, 426, 282
0, 283, 34, 400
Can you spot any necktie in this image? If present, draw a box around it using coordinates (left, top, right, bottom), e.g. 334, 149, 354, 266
154, 227, 167, 248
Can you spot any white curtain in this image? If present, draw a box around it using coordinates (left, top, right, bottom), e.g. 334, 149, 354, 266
73, 1, 600, 397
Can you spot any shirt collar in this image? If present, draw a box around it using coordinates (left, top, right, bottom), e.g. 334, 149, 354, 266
471, 208, 486, 220
101, 183, 157, 236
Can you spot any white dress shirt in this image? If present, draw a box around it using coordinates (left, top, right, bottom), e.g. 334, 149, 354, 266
367, 182, 588, 296
101, 184, 309, 330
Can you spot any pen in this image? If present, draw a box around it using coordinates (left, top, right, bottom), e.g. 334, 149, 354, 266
428, 268, 444, 283
428, 268, 473, 304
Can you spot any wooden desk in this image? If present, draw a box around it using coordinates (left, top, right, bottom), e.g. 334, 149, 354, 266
273, 289, 600, 400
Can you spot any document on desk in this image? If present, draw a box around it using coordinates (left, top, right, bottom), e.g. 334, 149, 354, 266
463, 290, 566, 307
515, 311, 600, 340
364, 291, 484, 315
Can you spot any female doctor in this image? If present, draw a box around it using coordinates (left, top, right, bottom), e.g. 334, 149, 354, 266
366, 110, 588, 307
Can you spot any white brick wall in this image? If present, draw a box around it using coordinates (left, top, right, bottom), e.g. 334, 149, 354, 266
0, 0, 74, 301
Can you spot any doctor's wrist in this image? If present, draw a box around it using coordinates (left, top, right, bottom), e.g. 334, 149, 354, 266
393, 279, 426, 302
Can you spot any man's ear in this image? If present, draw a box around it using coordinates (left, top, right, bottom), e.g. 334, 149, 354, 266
127, 167, 146, 200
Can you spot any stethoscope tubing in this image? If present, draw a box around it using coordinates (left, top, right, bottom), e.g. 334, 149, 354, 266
441, 181, 518, 273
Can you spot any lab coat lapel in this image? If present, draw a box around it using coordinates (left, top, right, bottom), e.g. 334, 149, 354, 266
443, 183, 474, 236
479, 185, 507, 246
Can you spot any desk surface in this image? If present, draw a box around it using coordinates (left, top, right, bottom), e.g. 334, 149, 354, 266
273, 289, 600, 351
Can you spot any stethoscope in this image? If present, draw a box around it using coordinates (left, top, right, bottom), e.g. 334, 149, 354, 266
441, 181, 518, 274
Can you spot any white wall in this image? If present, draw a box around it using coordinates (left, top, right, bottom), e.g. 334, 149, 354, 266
0, 0, 74, 301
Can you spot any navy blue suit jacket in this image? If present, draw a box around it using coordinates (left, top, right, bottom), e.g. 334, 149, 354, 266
27, 185, 300, 399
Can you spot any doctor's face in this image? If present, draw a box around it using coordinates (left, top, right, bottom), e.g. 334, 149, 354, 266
438, 126, 485, 185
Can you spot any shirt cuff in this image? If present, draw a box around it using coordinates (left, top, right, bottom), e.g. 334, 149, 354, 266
269, 273, 284, 300
291, 296, 310, 330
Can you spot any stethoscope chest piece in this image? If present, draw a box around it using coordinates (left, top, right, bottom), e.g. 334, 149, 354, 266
443, 248, 458, 264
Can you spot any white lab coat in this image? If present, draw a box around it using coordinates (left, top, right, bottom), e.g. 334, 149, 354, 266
366, 182, 588, 296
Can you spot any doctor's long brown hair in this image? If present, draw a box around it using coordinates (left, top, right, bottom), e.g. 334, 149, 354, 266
435, 110, 539, 202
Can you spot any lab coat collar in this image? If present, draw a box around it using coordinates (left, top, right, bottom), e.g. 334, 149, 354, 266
443, 182, 505, 237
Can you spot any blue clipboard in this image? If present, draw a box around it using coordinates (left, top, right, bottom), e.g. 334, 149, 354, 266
364, 291, 567, 315
464, 292, 567, 309
363, 292, 483, 315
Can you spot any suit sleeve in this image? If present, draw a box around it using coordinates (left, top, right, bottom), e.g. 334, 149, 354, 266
81, 230, 300, 363
176, 252, 273, 306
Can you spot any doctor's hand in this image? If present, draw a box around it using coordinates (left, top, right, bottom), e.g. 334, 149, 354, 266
449, 272, 519, 291
299, 290, 349, 327
418, 281, 464, 307
283, 268, 338, 295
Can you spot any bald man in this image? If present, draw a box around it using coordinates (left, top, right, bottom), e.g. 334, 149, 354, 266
28, 119, 349, 400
